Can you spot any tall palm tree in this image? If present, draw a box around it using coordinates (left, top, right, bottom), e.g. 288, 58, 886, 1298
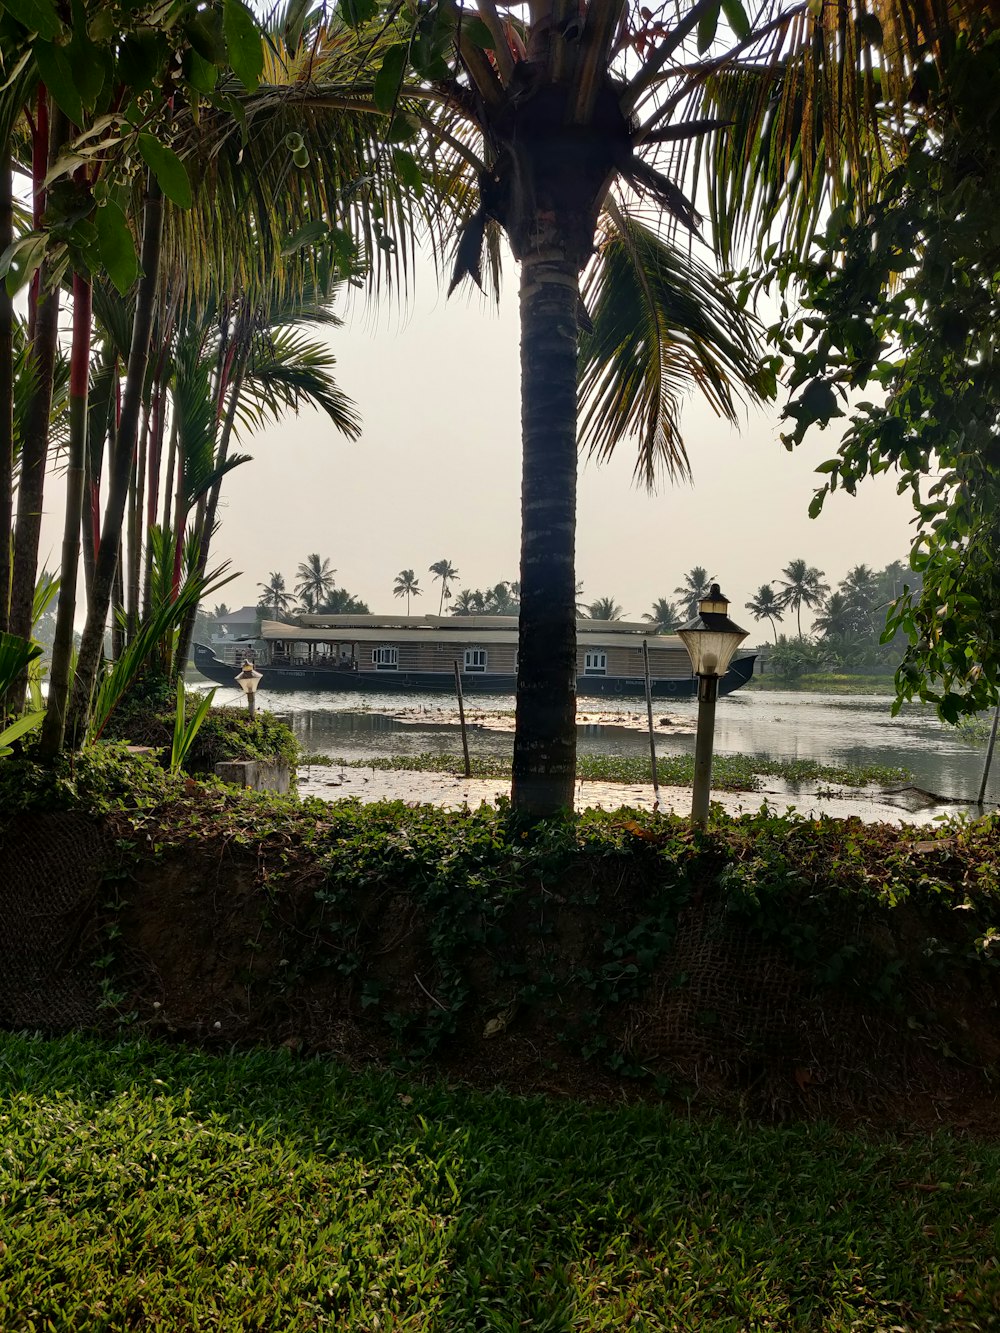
296, 555, 338, 612
257, 572, 294, 621
838, 565, 879, 634
745, 585, 784, 644
643, 598, 681, 632
586, 597, 624, 621
429, 559, 459, 616
777, 560, 830, 638
393, 569, 422, 615
674, 567, 713, 621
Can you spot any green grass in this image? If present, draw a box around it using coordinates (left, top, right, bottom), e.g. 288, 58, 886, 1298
747, 673, 898, 695
0, 1032, 996, 1331
303, 751, 909, 790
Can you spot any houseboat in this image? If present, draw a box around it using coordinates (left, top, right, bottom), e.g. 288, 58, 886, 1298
194, 614, 756, 699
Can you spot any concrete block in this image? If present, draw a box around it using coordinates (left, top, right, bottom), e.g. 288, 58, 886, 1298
214, 759, 291, 794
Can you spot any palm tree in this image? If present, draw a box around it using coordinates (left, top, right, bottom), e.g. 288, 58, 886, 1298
777, 560, 830, 638
257, 572, 295, 621
643, 598, 681, 632
813, 593, 856, 641
484, 582, 519, 615
296, 555, 337, 612
838, 565, 880, 635
450, 589, 486, 616
586, 597, 624, 621
393, 569, 422, 615
674, 567, 713, 621
429, 559, 459, 616
745, 585, 784, 645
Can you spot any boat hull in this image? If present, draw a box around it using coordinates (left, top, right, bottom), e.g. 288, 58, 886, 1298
193, 643, 756, 699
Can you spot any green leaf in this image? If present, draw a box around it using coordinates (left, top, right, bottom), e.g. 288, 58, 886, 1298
461, 17, 495, 48
184, 47, 218, 94
697, 0, 721, 53
0, 232, 49, 296
223, 0, 263, 91
0, 0, 61, 39
137, 134, 193, 209
720, 0, 750, 40
373, 45, 407, 114
96, 202, 138, 295
33, 40, 85, 126
280, 220, 329, 255
339, 0, 378, 27
392, 147, 423, 194
0, 709, 44, 756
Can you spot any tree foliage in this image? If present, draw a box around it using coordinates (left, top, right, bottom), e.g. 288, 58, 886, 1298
765, 27, 1000, 721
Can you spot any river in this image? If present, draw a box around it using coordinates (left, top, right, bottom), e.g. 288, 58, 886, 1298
199, 681, 999, 810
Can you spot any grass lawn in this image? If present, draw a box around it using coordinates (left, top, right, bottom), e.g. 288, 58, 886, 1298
0, 1033, 996, 1330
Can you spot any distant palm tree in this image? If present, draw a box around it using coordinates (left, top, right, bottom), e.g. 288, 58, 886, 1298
450, 589, 486, 616
777, 560, 830, 637
316, 588, 370, 614
586, 597, 624, 621
813, 592, 856, 641
643, 598, 681, 632
674, 566, 713, 620
257, 572, 294, 620
484, 582, 519, 615
429, 559, 459, 615
745, 585, 784, 644
393, 569, 422, 615
838, 564, 880, 633
295, 554, 337, 612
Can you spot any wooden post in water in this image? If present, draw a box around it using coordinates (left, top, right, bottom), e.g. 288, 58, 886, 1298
454, 660, 472, 778
977, 703, 1000, 805
642, 640, 660, 809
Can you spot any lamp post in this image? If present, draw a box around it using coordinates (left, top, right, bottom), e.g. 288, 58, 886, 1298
235, 660, 262, 718
677, 584, 748, 828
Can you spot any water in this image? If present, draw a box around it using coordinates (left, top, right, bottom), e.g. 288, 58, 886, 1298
202, 682, 999, 807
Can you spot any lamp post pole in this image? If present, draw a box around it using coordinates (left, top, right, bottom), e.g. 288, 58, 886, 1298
691, 672, 720, 827
676, 584, 748, 831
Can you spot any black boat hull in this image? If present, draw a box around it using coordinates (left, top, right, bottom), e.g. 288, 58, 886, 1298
193, 643, 756, 699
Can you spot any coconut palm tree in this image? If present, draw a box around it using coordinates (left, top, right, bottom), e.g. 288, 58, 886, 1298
838, 565, 880, 635
777, 560, 830, 638
393, 569, 422, 615
296, 555, 338, 612
450, 588, 486, 616
745, 585, 784, 644
257, 572, 295, 621
586, 597, 624, 621
429, 559, 459, 616
674, 567, 714, 621
643, 598, 681, 632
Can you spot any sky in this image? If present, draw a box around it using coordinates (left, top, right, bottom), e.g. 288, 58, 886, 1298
201, 257, 914, 639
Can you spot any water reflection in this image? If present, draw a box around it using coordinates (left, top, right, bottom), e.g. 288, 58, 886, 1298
203, 683, 998, 806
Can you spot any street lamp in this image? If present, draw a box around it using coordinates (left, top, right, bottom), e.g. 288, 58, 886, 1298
677, 584, 748, 827
235, 660, 262, 718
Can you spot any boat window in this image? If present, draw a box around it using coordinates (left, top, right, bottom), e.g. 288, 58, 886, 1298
372, 646, 398, 670
584, 650, 607, 676
464, 648, 487, 673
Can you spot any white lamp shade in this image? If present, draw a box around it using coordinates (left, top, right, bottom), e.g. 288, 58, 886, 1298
676, 584, 749, 677
235, 664, 262, 694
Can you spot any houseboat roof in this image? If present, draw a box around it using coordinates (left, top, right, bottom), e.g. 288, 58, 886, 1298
261, 616, 681, 646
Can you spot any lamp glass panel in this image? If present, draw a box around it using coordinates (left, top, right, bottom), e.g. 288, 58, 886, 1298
677, 628, 747, 677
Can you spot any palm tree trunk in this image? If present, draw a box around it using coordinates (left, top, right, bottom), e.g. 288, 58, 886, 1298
0, 149, 14, 633
142, 379, 165, 619
69, 173, 164, 736
174, 361, 245, 678
510, 253, 580, 818
40, 270, 91, 756
8, 110, 64, 711
126, 400, 150, 641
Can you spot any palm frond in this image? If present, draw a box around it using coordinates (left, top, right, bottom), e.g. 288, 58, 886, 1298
239, 328, 362, 439
578, 206, 772, 488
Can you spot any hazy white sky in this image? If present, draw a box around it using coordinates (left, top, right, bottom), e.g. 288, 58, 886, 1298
204, 258, 913, 638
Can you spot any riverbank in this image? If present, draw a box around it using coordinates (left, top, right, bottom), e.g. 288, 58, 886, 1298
747, 671, 897, 693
